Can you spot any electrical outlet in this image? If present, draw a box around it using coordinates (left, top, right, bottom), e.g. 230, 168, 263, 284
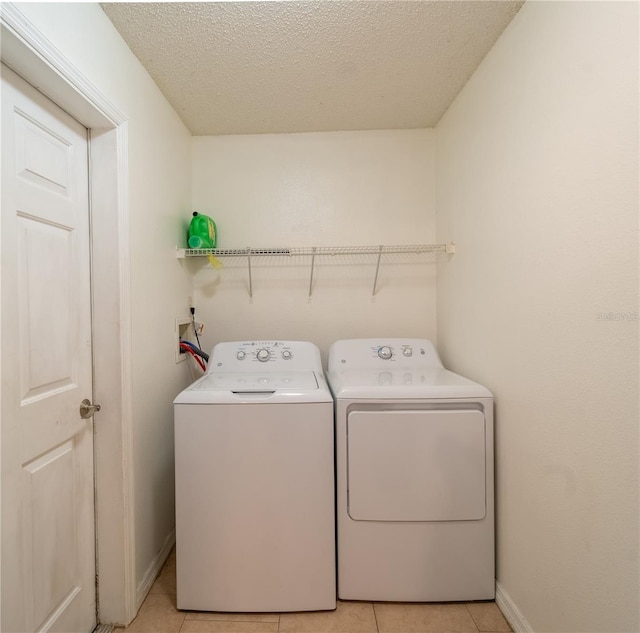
175, 317, 192, 364
193, 321, 205, 336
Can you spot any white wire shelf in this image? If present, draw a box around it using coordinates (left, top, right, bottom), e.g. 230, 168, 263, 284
176, 243, 455, 298
176, 244, 454, 258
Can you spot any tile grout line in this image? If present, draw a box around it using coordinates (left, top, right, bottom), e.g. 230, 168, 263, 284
464, 602, 482, 633
372, 601, 380, 633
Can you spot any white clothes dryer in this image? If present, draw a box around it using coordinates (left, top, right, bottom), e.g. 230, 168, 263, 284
174, 341, 336, 612
328, 338, 494, 602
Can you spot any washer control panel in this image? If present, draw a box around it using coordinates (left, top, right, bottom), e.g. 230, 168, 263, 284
371, 342, 426, 362
329, 338, 443, 370
373, 343, 423, 361
210, 340, 323, 372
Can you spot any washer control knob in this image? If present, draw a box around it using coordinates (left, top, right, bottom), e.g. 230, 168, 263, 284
378, 346, 393, 360
282, 350, 292, 360
236, 350, 246, 360
402, 346, 413, 357
256, 349, 270, 362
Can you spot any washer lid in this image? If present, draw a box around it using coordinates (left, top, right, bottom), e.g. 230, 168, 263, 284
173, 370, 335, 404
328, 368, 492, 399
190, 371, 319, 392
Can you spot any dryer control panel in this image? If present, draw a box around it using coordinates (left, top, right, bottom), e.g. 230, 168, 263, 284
208, 340, 323, 372
329, 338, 443, 370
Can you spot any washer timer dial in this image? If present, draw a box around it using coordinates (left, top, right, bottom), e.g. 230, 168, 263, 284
377, 346, 393, 360
256, 349, 271, 362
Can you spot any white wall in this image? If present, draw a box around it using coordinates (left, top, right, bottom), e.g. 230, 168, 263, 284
435, 2, 639, 632
13, 2, 194, 612
191, 130, 437, 360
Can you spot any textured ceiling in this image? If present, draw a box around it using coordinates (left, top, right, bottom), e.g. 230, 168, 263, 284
101, 1, 524, 136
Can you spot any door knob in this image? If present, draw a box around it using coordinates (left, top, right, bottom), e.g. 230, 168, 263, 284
79, 399, 101, 419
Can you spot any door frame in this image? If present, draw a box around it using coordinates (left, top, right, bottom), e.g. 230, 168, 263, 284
1, 5, 137, 627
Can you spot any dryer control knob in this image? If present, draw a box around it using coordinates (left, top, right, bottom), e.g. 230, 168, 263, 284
256, 349, 270, 362
402, 346, 413, 357
282, 350, 292, 360
237, 350, 246, 360
378, 346, 393, 360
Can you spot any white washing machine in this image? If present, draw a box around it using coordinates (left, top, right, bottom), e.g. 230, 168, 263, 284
173, 340, 336, 612
328, 338, 494, 602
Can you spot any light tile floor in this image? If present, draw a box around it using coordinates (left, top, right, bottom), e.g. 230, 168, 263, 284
117, 550, 511, 633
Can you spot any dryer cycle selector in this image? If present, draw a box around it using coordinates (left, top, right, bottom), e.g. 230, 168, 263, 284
377, 346, 393, 360
256, 349, 270, 362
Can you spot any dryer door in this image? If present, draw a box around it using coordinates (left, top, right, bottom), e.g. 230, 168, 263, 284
347, 408, 486, 521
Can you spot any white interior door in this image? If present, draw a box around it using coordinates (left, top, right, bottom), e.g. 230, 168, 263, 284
1, 63, 97, 633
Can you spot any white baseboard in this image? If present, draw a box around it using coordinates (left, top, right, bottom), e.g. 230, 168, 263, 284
496, 582, 534, 633
136, 528, 176, 610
